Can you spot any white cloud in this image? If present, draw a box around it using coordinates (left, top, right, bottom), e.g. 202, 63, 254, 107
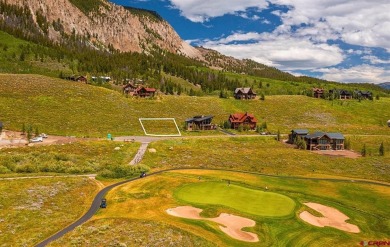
362, 55, 390, 65
170, 0, 390, 51
168, 0, 268, 22
269, 0, 390, 51
318, 65, 390, 83
169, 0, 390, 82
202, 32, 344, 70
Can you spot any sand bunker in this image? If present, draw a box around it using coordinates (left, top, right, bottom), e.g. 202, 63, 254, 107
166, 206, 258, 242
299, 202, 360, 233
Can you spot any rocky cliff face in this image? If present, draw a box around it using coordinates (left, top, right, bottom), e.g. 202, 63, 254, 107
5, 0, 201, 58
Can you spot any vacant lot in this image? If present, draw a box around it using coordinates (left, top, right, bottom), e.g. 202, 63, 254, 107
0, 141, 144, 178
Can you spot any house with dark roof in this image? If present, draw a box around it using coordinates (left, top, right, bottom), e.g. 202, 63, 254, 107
234, 88, 256, 99
355, 90, 373, 100
329, 89, 352, 100
304, 132, 345, 150
288, 129, 309, 143
185, 115, 215, 130
228, 112, 257, 130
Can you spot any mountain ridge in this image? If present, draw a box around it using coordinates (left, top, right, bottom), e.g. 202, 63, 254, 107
2, 0, 202, 58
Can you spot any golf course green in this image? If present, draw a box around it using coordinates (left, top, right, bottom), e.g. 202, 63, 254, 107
174, 181, 296, 217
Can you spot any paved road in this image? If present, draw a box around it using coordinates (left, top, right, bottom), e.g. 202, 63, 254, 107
34, 175, 142, 247
34, 167, 390, 246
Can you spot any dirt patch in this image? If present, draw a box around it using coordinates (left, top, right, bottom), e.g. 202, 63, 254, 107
166, 206, 258, 242
0, 130, 99, 148
312, 150, 361, 159
299, 202, 360, 233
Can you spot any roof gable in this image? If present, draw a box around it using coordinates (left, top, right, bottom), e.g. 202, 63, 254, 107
234, 87, 255, 94
292, 129, 309, 135
229, 112, 257, 123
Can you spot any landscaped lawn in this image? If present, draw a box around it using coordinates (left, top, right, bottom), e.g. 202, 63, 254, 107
175, 181, 295, 217
49, 170, 390, 247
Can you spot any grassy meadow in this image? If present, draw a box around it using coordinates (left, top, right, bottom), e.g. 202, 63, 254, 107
0, 176, 98, 246
0, 141, 147, 178
0, 31, 71, 77
143, 136, 390, 182
49, 170, 390, 247
1, 74, 390, 137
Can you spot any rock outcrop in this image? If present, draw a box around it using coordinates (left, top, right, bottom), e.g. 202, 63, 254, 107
5, 0, 202, 58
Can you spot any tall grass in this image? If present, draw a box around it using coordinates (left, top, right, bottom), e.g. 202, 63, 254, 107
143, 136, 390, 182
1, 74, 389, 137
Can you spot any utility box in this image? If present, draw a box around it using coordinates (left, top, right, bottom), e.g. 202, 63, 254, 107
107, 133, 112, 140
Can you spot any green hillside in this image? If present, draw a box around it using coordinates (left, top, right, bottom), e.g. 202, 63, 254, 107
0, 31, 72, 77
1, 74, 389, 137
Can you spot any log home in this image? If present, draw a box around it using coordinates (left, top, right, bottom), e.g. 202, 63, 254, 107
234, 88, 256, 99
228, 112, 257, 130
304, 132, 345, 150
185, 115, 215, 130
289, 129, 309, 143
135, 87, 156, 98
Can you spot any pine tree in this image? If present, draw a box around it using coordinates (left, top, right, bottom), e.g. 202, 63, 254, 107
21, 123, 26, 135
379, 142, 385, 156
361, 144, 367, 157
276, 129, 280, 141
344, 138, 350, 150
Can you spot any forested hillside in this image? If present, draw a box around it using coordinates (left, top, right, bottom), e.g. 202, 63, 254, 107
0, 0, 389, 97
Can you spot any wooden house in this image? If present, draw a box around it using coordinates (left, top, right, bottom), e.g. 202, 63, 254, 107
355, 90, 372, 100
304, 132, 345, 150
288, 129, 309, 143
234, 88, 256, 99
228, 112, 257, 130
135, 87, 156, 98
339, 90, 352, 99
123, 83, 137, 95
185, 115, 215, 130
312, 88, 324, 98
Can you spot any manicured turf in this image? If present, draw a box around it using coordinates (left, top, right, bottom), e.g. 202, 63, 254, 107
175, 181, 295, 217
56, 170, 389, 247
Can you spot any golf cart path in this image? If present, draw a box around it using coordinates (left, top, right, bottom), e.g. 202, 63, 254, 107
34, 166, 390, 247
129, 142, 149, 165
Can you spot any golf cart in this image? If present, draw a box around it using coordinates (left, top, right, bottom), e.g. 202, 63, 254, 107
100, 198, 107, 208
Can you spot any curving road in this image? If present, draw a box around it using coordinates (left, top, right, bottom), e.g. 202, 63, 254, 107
33, 135, 390, 246
34, 167, 390, 246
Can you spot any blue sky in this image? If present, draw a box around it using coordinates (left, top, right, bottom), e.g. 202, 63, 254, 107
111, 0, 390, 84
